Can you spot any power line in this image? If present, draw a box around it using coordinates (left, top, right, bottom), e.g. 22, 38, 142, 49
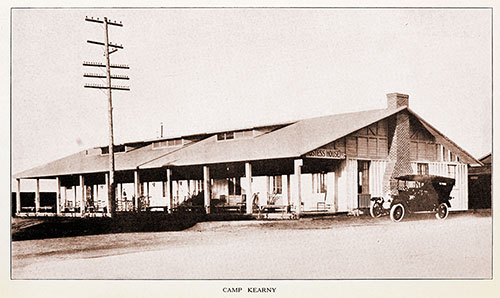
83, 16, 130, 218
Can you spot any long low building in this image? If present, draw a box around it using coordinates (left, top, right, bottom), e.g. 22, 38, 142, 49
13, 93, 481, 217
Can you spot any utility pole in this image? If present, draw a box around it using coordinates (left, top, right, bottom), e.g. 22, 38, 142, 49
83, 16, 130, 218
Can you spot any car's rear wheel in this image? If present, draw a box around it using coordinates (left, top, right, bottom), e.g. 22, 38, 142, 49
390, 203, 405, 222
370, 201, 383, 218
435, 203, 449, 220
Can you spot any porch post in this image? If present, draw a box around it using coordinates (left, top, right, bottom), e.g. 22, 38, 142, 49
35, 178, 40, 213
63, 186, 67, 212
282, 175, 289, 209
56, 177, 61, 215
166, 168, 172, 212
203, 166, 211, 214
134, 170, 140, 211
93, 185, 97, 211
80, 175, 85, 216
16, 178, 21, 215
73, 185, 77, 214
118, 183, 123, 212
287, 175, 291, 207
333, 171, 339, 212
105, 173, 110, 215
294, 159, 303, 216
245, 162, 253, 214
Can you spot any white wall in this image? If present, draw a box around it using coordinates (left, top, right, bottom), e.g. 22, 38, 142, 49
369, 160, 388, 198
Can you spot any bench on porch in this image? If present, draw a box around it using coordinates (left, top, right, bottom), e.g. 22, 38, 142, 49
316, 201, 332, 211
256, 192, 290, 218
146, 206, 169, 212
38, 206, 55, 213
172, 205, 205, 213
21, 207, 35, 213
213, 195, 246, 213
311, 193, 332, 212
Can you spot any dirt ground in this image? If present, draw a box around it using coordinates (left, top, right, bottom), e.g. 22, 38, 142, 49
11, 211, 492, 279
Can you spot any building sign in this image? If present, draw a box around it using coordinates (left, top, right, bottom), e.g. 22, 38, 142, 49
305, 149, 346, 159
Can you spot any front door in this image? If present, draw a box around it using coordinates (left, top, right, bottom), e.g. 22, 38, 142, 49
357, 160, 371, 208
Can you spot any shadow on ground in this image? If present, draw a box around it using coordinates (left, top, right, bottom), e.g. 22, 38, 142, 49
12, 213, 197, 241
12, 209, 490, 241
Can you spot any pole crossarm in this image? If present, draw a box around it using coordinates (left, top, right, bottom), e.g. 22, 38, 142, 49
83, 61, 130, 69
85, 16, 123, 27
84, 73, 130, 80
84, 83, 130, 91
87, 40, 124, 49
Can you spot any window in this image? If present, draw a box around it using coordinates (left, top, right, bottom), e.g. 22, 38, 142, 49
417, 163, 429, 175
153, 139, 183, 149
447, 165, 456, 179
217, 132, 235, 141
167, 139, 183, 146
234, 130, 254, 139
271, 176, 282, 194
101, 145, 125, 154
228, 178, 241, 195
312, 173, 327, 194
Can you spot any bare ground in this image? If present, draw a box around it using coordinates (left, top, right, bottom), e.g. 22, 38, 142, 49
11, 211, 492, 279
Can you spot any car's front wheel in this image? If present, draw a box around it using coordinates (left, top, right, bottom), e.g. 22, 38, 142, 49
370, 201, 383, 218
435, 203, 449, 220
390, 203, 405, 222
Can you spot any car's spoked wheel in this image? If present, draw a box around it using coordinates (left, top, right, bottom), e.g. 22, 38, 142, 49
370, 202, 383, 218
435, 203, 449, 220
390, 204, 405, 222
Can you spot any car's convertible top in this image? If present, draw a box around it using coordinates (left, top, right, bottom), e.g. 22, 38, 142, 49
395, 174, 455, 185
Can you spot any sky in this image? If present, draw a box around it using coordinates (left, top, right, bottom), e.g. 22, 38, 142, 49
11, 8, 492, 175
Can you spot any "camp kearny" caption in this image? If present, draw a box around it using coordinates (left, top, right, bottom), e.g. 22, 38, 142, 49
223, 287, 277, 294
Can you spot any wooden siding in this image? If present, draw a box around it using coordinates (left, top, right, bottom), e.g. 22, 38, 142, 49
334, 118, 389, 159
408, 115, 439, 162
346, 137, 357, 156
335, 158, 358, 211
410, 141, 438, 162
369, 160, 387, 198
410, 117, 435, 142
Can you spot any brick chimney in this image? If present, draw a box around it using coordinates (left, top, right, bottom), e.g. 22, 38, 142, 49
382, 107, 413, 196
387, 93, 409, 109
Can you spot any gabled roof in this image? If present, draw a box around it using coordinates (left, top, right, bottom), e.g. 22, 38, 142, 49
14, 144, 188, 179
14, 105, 481, 179
479, 153, 492, 164
408, 108, 481, 166
139, 107, 407, 168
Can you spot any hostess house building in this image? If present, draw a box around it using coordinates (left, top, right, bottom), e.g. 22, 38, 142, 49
13, 93, 481, 218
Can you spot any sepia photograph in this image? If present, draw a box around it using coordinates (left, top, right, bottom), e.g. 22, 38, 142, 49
8, 4, 494, 294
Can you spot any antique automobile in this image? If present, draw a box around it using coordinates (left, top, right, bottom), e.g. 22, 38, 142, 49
369, 174, 455, 222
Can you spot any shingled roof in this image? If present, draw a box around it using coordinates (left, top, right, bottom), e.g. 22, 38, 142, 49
14, 144, 184, 179
139, 107, 407, 168
14, 106, 481, 179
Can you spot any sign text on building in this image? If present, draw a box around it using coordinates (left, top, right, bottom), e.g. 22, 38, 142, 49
305, 148, 346, 159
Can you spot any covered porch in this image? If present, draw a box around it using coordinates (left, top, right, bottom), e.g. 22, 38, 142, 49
141, 157, 347, 217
